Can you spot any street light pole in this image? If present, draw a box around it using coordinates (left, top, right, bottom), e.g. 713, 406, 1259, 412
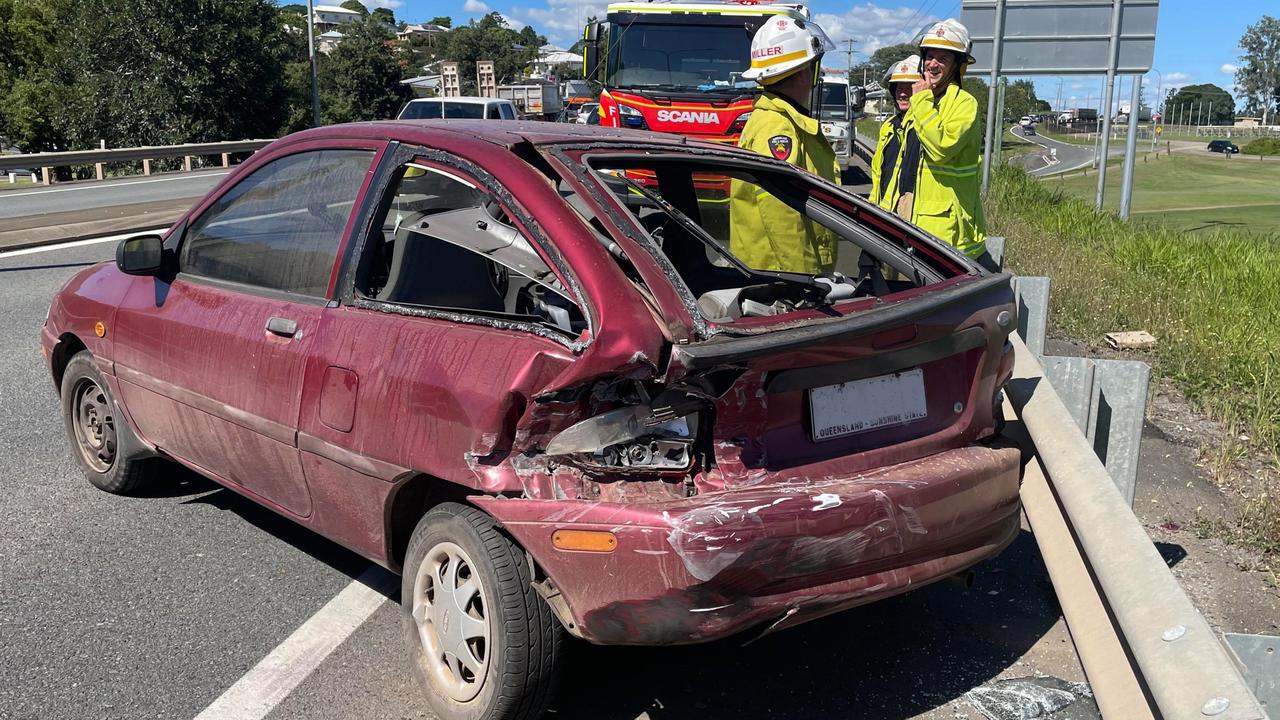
306, 0, 321, 127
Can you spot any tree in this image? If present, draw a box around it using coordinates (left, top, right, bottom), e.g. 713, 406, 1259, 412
848, 43, 917, 86
2, 0, 296, 152
372, 6, 394, 25
438, 13, 544, 92
1164, 83, 1235, 125
340, 0, 368, 16
1237, 15, 1279, 125
429, 16, 452, 28
319, 18, 408, 124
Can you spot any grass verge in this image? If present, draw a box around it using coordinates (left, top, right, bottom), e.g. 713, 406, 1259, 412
988, 164, 1280, 553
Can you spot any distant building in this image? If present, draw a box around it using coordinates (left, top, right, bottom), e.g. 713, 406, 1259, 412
398, 23, 449, 40
530, 45, 583, 80
312, 4, 362, 32
318, 30, 345, 54
401, 75, 443, 98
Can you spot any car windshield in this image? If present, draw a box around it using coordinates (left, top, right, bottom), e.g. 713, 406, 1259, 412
400, 102, 486, 120
819, 83, 848, 121
607, 20, 757, 92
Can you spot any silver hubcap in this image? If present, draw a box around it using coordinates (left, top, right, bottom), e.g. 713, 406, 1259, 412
411, 541, 491, 702
72, 378, 116, 473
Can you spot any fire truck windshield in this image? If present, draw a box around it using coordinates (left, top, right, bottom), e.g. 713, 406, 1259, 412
819, 83, 849, 121
608, 21, 756, 92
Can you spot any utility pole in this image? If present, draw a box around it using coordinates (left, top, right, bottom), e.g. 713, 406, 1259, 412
843, 39, 855, 79
1119, 75, 1141, 219
1055, 77, 1064, 113
1095, 0, 1123, 212
306, 0, 321, 127
1207, 101, 1214, 127
980, 0, 1008, 197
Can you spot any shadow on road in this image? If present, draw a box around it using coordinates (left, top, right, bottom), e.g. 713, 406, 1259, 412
550, 530, 1063, 720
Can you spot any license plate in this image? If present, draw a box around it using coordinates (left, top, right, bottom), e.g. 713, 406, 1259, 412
809, 368, 928, 441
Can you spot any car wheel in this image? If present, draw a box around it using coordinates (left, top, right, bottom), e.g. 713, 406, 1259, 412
402, 503, 564, 720
60, 351, 157, 494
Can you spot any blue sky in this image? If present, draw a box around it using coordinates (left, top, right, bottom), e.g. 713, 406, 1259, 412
376, 0, 1273, 110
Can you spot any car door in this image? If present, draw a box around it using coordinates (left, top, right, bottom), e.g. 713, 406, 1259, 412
112, 142, 382, 517
293, 155, 590, 560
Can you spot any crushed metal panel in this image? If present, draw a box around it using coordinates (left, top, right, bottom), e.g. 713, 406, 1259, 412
1011, 275, 1049, 357
962, 0, 1160, 75
985, 236, 1006, 271
1224, 633, 1279, 716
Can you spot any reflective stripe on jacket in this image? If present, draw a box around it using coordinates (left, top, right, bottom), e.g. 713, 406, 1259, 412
729, 92, 839, 274
903, 83, 986, 258
869, 116, 906, 211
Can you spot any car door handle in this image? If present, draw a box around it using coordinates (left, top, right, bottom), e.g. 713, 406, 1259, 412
266, 316, 299, 338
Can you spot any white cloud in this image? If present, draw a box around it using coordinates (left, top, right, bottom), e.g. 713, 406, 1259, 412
464, 0, 490, 12
1220, 63, 1237, 75
509, 0, 609, 45
814, 3, 941, 65
1164, 71, 1193, 85
364, 0, 403, 8
501, 13, 525, 29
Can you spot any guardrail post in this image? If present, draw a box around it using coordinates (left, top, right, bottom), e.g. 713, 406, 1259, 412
1010, 276, 1049, 357
183, 156, 192, 172
985, 236, 1006, 270
41, 167, 51, 186
221, 152, 230, 168
95, 161, 104, 181
142, 159, 152, 176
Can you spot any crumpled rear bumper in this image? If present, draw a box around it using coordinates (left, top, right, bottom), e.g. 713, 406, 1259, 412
474, 443, 1022, 645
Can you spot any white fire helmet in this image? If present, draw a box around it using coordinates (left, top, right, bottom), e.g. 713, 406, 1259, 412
741, 16, 835, 84
885, 54, 924, 85
918, 18, 976, 65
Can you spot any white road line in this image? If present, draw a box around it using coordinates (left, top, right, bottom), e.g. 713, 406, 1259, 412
0, 228, 168, 259
0, 171, 230, 198
193, 565, 396, 720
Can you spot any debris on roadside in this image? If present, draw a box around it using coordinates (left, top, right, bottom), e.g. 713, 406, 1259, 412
1105, 330, 1157, 350
964, 676, 1100, 720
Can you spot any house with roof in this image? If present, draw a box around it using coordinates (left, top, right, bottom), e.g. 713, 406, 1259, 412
312, 4, 362, 32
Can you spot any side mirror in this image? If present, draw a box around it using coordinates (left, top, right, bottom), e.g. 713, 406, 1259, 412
116, 234, 166, 276
583, 21, 602, 83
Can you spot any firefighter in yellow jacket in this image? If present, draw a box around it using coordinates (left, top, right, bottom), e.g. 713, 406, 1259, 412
902, 18, 997, 270
729, 17, 839, 274
870, 54, 923, 212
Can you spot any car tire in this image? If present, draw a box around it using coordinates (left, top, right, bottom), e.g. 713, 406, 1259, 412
402, 502, 564, 720
60, 350, 158, 494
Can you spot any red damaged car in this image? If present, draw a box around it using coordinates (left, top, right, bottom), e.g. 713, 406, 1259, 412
43, 121, 1021, 720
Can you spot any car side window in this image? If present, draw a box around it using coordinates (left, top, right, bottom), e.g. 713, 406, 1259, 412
180, 149, 374, 297
359, 162, 586, 336
486, 104, 501, 120
499, 103, 516, 120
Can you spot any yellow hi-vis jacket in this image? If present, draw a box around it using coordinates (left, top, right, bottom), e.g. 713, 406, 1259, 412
869, 114, 907, 211
729, 92, 839, 274
902, 83, 986, 258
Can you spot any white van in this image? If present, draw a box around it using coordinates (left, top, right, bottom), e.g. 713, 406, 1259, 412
398, 97, 519, 120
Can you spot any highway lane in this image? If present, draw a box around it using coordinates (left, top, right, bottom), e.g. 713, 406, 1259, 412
0, 169, 228, 220
0, 238, 1086, 720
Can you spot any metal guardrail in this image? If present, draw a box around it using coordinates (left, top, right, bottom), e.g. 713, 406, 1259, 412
0, 140, 273, 183
852, 129, 876, 165
1008, 334, 1267, 720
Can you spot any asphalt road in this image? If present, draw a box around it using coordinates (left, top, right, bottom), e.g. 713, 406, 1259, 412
0, 238, 1089, 720
1009, 126, 1100, 177
0, 169, 228, 220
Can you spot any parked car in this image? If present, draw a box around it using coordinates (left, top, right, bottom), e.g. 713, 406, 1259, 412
1018, 116, 1033, 127
1207, 139, 1240, 154
44, 121, 1021, 720
575, 102, 599, 124
398, 96, 518, 121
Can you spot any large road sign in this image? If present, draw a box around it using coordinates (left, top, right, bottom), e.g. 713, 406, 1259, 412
962, 0, 1159, 75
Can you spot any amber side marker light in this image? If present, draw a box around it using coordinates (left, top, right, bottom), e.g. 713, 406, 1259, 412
94, 322, 106, 338
552, 530, 618, 553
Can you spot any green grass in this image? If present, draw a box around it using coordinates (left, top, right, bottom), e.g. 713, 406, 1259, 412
990, 164, 1280, 551
856, 118, 881, 140
1037, 127, 1095, 146
1047, 152, 1280, 236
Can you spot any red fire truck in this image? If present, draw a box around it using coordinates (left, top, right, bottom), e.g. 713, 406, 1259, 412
582, 0, 811, 143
